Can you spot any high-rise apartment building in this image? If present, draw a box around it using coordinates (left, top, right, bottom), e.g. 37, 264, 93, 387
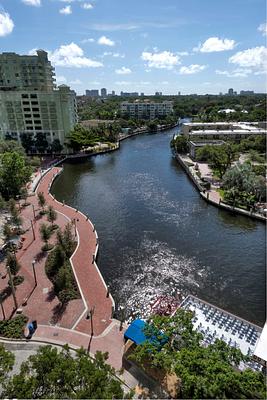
120, 100, 173, 120
85, 89, 99, 97
0, 50, 77, 149
101, 88, 107, 97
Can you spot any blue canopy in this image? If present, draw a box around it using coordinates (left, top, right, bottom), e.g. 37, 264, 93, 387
124, 319, 168, 347
124, 319, 147, 345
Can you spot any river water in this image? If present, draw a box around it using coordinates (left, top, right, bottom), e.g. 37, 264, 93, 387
52, 127, 266, 326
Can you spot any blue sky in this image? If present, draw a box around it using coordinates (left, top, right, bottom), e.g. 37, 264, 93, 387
0, 0, 266, 95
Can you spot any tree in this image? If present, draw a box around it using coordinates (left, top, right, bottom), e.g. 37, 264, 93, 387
172, 135, 189, 153
34, 132, 48, 153
39, 223, 52, 251
222, 162, 266, 206
0, 194, 6, 211
37, 192, 46, 212
3, 345, 125, 399
3, 223, 12, 240
0, 152, 32, 200
8, 200, 23, 231
20, 133, 34, 154
51, 139, 63, 154
20, 187, 28, 205
47, 205, 57, 228
56, 223, 76, 258
0, 344, 15, 386
6, 252, 21, 275
131, 311, 266, 399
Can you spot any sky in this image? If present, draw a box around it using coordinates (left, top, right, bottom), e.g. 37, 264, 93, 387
0, 0, 266, 95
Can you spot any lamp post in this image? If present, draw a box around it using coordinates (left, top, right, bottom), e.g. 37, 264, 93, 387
6, 266, 18, 310
32, 259, 37, 286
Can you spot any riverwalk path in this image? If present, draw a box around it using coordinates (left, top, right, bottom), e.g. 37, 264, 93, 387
0, 167, 129, 375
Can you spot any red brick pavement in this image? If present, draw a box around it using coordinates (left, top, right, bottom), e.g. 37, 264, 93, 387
1, 167, 124, 372
36, 167, 114, 336
0, 190, 84, 327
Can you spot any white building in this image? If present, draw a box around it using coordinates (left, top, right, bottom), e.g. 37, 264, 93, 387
120, 100, 173, 120
181, 122, 266, 140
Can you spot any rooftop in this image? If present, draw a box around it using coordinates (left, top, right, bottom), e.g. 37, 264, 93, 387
180, 295, 263, 372
253, 322, 267, 362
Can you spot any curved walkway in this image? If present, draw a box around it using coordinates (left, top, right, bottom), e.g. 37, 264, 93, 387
36, 167, 114, 336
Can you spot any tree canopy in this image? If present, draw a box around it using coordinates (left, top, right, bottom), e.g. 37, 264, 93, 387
131, 311, 266, 399
222, 162, 266, 206
3, 345, 125, 399
0, 151, 32, 200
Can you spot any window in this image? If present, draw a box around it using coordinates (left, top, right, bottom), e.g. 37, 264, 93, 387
22, 94, 29, 99
32, 108, 39, 112
30, 94, 37, 98
23, 108, 31, 112
22, 101, 30, 105
31, 101, 38, 105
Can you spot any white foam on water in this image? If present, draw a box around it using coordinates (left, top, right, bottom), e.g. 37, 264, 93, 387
113, 236, 209, 320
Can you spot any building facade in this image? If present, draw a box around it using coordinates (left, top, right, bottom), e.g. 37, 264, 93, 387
85, 89, 99, 97
120, 100, 173, 120
0, 50, 77, 149
101, 88, 107, 97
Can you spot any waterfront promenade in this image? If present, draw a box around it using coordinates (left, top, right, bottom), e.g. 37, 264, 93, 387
37, 167, 114, 336
0, 167, 127, 373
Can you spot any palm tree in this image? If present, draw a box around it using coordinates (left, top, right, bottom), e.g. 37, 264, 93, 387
39, 223, 52, 251
37, 192, 46, 213
47, 206, 57, 229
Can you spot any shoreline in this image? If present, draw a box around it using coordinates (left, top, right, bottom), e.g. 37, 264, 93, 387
58, 122, 178, 163
174, 152, 266, 223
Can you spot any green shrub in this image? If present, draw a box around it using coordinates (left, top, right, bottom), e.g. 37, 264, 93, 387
0, 315, 28, 338
8, 275, 24, 287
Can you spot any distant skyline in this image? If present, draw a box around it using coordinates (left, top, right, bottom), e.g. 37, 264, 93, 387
0, 0, 266, 95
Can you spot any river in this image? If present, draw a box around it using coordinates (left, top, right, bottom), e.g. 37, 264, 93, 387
52, 127, 266, 326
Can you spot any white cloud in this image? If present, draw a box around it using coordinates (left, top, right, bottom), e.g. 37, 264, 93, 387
81, 3, 93, 9
56, 75, 67, 83
115, 81, 132, 86
229, 46, 267, 73
48, 43, 103, 68
70, 79, 82, 84
141, 50, 180, 69
0, 11, 14, 37
177, 51, 189, 56
98, 36, 115, 46
216, 68, 252, 78
195, 37, 236, 52
92, 23, 139, 31
102, 51, 125, 58
59, 5, 72, 14
81, 38, 95, 43
22, 0, 41, 6
115, 67, 132, 75
258, 22, 267, 36
179, 64, 206, 74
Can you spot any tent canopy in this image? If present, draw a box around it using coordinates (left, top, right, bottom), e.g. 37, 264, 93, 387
124, 319, 168, 347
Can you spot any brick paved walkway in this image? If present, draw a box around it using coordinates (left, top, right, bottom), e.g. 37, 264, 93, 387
0, 167, 128, 373
36, 167, 114, 335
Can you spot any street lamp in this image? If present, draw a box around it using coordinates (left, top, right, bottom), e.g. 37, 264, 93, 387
32, 259, 37, 286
